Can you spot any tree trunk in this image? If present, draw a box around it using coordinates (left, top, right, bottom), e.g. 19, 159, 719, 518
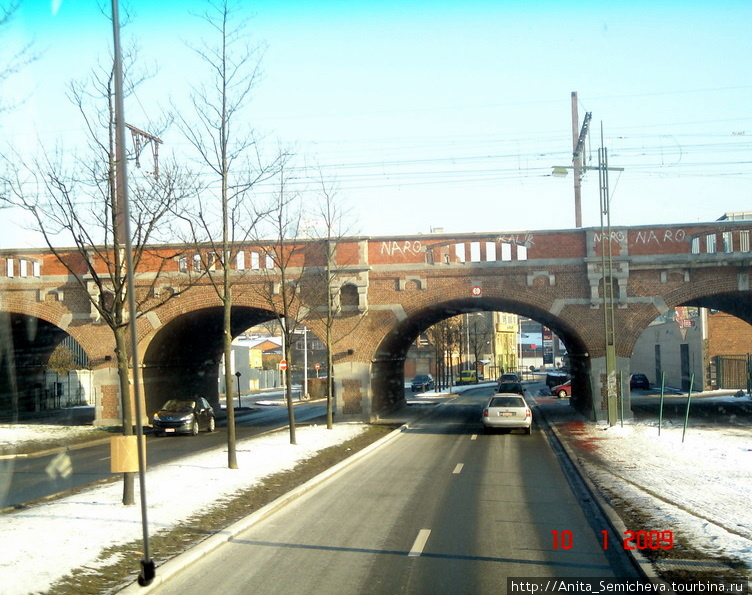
223, 290, 238, 469
284, 341, 296, 444
325, 238, 334, 429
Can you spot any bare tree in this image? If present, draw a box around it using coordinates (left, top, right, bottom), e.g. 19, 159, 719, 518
0, 0, 37, 116
427, 318, 462, 391
252, 164, 315, 445
172, 0, 285, 468
0, 43, 197, 505
307, 170, 359, 428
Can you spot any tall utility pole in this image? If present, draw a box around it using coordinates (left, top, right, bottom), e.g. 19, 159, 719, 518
571, 92, 591, 228
598, 124, 618, 426
110, 0, 154, 584
572, 92, 582, 228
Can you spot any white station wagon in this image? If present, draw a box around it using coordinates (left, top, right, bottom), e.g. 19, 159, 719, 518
482, 394, 532, 434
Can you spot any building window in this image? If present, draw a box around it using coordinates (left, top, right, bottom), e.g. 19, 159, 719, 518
722, 232, 733, 253
517, 244, 528, 261
6, 258, 13, 277
265, 254, 274, 269
705, 234, 717, 254
178, 257, 188, 273
236, 251, 245, 270
193, 254, 202, 272
739, 231, 750, 252
691, 237, 701, 254
32, 261, 41, 277
20, 259, 27, 277
251, 251, 260, 270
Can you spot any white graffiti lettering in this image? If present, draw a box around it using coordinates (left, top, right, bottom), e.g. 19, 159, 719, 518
593, 231, 626, 243
381, 240, 422, 257
634, 229, 686, 244
497, 234, 534, 246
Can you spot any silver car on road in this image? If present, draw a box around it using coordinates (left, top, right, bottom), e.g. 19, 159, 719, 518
482, 394, 532, 434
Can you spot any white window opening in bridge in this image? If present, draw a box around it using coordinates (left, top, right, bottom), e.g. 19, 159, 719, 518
32, 261, 41, 277
485, 241, 496, 261
691, 237, 701, 254
236, 251, 245, 271
470, 242, 481, 262
193, 254, 202, 272
455, 243, 466, 263
265, 254, 275, 269
178, 256, 188, 273
501, 243, 512, 261
740, 231, 750, 252
6, 258, 13, 277
722, 232, 734, 253
706, 234, 717, 254
517, 244, 528, 261
20, 259, 27, 277
250, 251, 260, 270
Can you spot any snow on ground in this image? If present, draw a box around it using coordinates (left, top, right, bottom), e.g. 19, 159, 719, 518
0, 424, 108, 451
0, 389, 750, 594
0, 422, 366, 595
556, 416, 752, 564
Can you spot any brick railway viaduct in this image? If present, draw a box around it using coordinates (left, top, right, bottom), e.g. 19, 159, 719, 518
1, 221, 750, 425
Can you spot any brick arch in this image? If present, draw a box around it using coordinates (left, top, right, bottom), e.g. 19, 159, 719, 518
367, 293, 593, 416
615, 281, 752, 360
140, 302, 279, 413
0, 309, 99, 416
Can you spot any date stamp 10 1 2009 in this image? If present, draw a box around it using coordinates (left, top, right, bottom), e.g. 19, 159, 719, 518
551, 530, 674, 551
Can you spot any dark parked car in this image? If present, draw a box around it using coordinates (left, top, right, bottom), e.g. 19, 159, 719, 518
153, 397, 216, 436
498, 372, 520, 383
411, 374, 435, 392
496, 381, 524, 395
630, 373, 650, 390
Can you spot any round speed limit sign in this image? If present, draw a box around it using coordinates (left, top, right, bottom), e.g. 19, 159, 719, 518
471, 285, 482, 297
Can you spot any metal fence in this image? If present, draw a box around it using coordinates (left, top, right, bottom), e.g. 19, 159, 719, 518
713, 354, 751, 390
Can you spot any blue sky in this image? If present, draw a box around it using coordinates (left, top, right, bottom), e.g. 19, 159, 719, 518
2, 0, 751, 247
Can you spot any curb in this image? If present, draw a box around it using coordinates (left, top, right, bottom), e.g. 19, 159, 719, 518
117, 421, 411, 593
531, 397, 666, 584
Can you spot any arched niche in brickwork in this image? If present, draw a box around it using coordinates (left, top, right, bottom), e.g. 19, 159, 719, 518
340, 283, 360, 310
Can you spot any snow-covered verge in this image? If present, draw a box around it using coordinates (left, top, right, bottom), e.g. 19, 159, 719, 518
0, 423, 366, 595
0, 423, 110, 455
555, 415, 751, 566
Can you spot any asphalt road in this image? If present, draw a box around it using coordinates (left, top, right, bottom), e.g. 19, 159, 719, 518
1, 401, 325, 509
148, 388, 639, 595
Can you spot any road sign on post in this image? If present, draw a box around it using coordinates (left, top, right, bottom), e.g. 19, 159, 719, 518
279, 360, 288, 370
